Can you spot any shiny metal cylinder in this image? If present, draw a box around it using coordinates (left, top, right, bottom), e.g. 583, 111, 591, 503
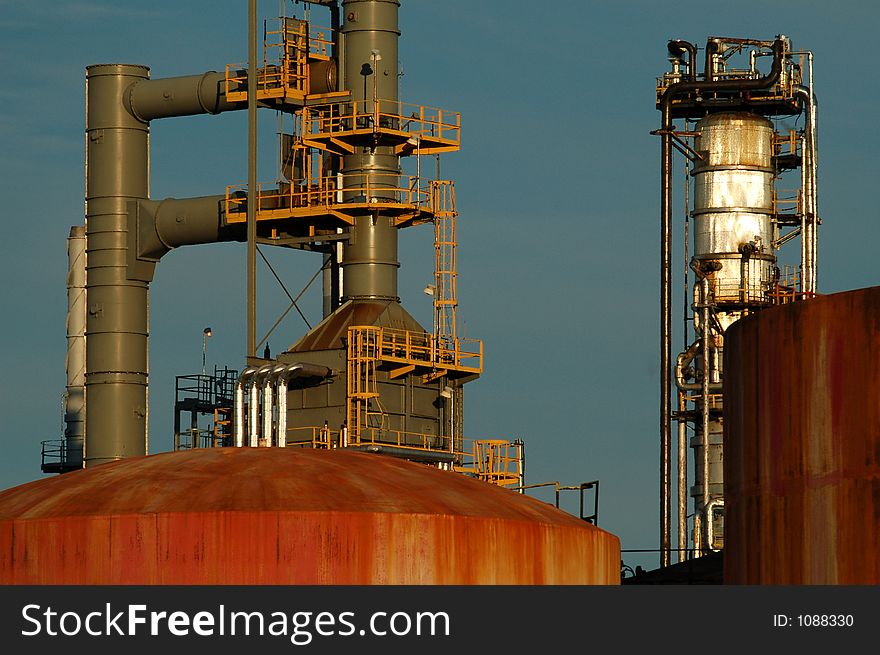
84, 64, 150, 466
692, 112, 776, 304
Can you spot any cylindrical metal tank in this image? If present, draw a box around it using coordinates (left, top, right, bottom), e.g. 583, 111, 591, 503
0, 449, 620, 584
724, 287, 880, 583
692, 112, 776, 304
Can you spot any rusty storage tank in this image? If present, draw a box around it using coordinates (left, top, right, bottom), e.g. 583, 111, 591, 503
724, 286, 880, 583
0, 448, 620, 584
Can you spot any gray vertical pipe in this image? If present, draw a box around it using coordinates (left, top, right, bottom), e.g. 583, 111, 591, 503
84, 64, 150, 466
340, 0, 401, 301
65, 225, 87, 468
247, 0, 258, 357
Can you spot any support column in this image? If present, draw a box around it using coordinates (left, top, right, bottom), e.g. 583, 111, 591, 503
84, 64, 150, 466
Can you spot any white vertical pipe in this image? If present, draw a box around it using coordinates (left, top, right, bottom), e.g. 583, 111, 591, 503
262, 377, 274, 446
234, 380, 245, 447
248, 380, 259, 447
277, 377, 288, 447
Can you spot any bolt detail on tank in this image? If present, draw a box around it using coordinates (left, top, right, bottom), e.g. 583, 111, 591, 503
42, 0, 524, 491
654, 36, 819, 566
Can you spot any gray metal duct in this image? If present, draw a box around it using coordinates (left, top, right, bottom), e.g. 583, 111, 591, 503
84, 63, 251, 466
84, 64, 151, 467
134, 195, 244, 262
124, 72, 237, 122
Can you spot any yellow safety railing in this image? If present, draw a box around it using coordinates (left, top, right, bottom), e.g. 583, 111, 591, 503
285, 425, 339, 448
224, 174, 442, 221
224, 19, 335, 102
458, 440, 523, 488
348, 325, 482, 374
282, 424, 522, 488
302, 98, 460, 148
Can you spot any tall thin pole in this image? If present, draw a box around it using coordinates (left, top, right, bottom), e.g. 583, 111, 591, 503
247, 0, 258, 357
660, 117, 673, 569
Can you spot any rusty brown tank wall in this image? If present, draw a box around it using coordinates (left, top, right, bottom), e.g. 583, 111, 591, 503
0, 449, 620, 584
724, 287, 880, 584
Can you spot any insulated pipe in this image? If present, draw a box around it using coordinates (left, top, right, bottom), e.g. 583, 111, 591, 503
794, 85, 818, 295
275, 363, 333, 447
136, 196, 245, 261
262, 373, 275, 446
124, 72, 238, 122
248, 377, 260, 447
84, 64, 150, 467
700, 277, 711, 550
675, 342, 722, 393
251, 364, 275, 446
277, 378, 288, 447
658, 36, 786, 566
64, 226, 87, 468
677, 395, 688, 561
234, 367, 258, 447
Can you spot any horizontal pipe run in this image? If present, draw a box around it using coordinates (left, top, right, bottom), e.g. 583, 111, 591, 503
125, 72, 239, 122
136, 196, 245, 261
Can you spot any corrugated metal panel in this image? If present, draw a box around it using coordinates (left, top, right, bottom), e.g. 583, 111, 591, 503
0, 448, 620, 584
724, 287, 880, 583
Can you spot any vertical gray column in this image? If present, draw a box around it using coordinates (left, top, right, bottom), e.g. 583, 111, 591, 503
85, 64, 150, 466
64, 226, 87, 468
340, 0, 401, 301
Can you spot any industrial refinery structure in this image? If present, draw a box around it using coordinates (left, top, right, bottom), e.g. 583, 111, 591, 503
0, 0, 619, 585
0, 2, 877, 586
655, 35, 818, 568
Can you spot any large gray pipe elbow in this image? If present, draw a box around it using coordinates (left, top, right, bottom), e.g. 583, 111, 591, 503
136, 196, 245, 261
125, 71, 238, 122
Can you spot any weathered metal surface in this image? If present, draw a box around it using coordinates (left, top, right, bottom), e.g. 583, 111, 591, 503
287, 299, 424, 352
692, 112, 775, 303
0, 448, 620, 584
724, 287, 880, 583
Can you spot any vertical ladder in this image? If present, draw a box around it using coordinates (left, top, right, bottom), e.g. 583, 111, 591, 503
346, 327, 381, 445
432, 181, 458, 352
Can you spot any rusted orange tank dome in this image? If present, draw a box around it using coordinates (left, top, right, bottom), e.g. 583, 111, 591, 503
725, 286, 880, 584
0, 448, 620, 584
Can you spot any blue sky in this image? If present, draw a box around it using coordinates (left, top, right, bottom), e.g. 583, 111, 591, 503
2, 0, 879, 572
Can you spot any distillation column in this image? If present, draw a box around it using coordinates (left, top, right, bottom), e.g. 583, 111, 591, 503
339, 0, 401, 302
688, 112, 776, 549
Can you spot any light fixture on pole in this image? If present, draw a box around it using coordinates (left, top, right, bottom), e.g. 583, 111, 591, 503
202, 327, 213, 375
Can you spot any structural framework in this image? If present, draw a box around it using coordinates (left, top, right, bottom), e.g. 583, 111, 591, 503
45, 0, 524, 490
655, 35, 819, 566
